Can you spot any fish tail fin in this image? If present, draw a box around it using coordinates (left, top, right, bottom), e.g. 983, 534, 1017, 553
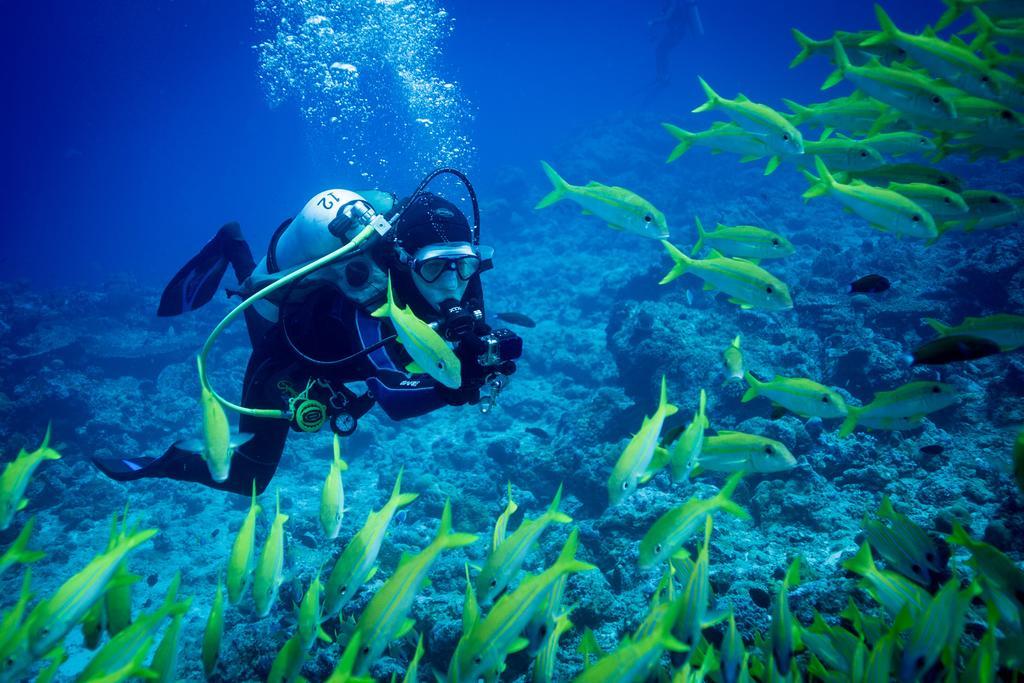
388, 468, 420, 509
435, 499, 478, 549
692, 216, 707, 255
659, 376, 679, 417
935, 0, 964, 30
692, 76, 719, 114
841, 541, 876, 577
740, 371, 761, 403
6, 517, 45, 566
546, 484, 573, 524
371, 276, 394, 318
555, 528, 597, 574
822, 40, 850, 90
782, 98, 810, 121
800, 164, 829, 201
659, 240, 691, 285
947, 520, 974, 548
535, 161, 570, 209
789, 28, 817, 69
332, 434, 349, 472
861, 4, 898, 46
697, 388, 708, 427
662, 123, 695, 163
922, 317, 952, 336
967, 7, 995, 49
715, 473, 752, 521
838, 406, 861, 438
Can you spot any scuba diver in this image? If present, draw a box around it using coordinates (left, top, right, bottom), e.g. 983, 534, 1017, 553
92, 170, 522, 496
651, 0, 704, 87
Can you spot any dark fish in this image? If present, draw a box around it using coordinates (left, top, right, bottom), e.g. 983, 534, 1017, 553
660, 424, 686, 447
910, 335, 1002, 365
525, 427, 550, 439
919, 444, 944, 455
848, 274, 890, 294
496, 311, 537, 328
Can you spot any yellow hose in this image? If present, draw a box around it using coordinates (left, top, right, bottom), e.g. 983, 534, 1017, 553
196, 224, 377, 420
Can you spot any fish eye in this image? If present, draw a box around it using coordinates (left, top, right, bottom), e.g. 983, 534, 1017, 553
622, 481, 630, 490
932, 385, 941, 393
362, 646, 370, 654
782, 133, 790, 141
860, 151, 867, 157
981, 75, 990, 83
644, 215, 653, 223
475, 656, 483, 664
944, 198, 951, 204
655, 544, 663, 554
990, 196, 1001, 204
771, 238, 779, 246
911, 215, 920, 222
490, 579, 497, 587
821, 395, 830, 403
1001, 110, 1012, 120
766, 285, 774, 294
931, 96, 940, 103
764, 445, 774, 454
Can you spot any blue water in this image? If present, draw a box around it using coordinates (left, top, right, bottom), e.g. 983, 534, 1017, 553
2, 0, 1023, 681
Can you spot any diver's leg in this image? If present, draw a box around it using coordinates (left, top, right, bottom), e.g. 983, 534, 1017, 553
158, 222, 256, 317
92, 350, 289, 496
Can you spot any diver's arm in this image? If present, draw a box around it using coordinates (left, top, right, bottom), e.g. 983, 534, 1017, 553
366, 370, 456, 420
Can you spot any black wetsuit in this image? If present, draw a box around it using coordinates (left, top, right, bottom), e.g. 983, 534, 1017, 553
94, 225, 488, 496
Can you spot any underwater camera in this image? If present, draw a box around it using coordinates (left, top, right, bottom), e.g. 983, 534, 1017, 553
439, 298, 523, 375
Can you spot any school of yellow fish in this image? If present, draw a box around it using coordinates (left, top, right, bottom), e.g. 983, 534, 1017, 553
2, 1, 1024, 682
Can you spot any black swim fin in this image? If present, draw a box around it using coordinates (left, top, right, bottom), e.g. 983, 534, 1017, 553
157, 222, 254, 317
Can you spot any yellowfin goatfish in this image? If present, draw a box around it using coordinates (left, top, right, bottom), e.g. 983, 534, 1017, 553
0, 423, 61, 531
923, 313, 1024, 351
661, 242, 794, 311
202, 578, 224, 678
253, 489, 289, 617
782, 94, 896, 134
699, 432, 797, 474
76, 573, 190, 683
533, 610, 574, 683
535, 161, 669, 239
789, 28, 907, 69
268, 634, 307, 683
862, 5, 1002, 100
353, 500, 477, 675
802, 157, 938, 240
0, 571, 33, 679
0, 516, 44, 578
608, 376, 678, 504
839, 381, 957, 438
770, 559, 801, 677
297, 569, 332, 650
692, 217, 794, 260
741, 372, 848, 420
842, 542, 929, 619
886, 182, 968, 221
692, 77, 804, 174
897, 578, 979, 682
573, 603, 686, 683
372, 276, 461, 388
855, 131, 936, 158
793, 131, 885, 174
638, 473, 748, 568
453, 529, 595, 683
175, 358, 253, 483
324, 631, 374, 683
149, 612, 184, 683
661, 122, 769, 163
722, 336, 744, 384
321, 435, 349, 539
864, 496, 945, 588
670, 516, 718, 659
668, 389, 709, 482
22, 524, 157, 659
475, 484, 572, 606
323, 470, 418, 618
823, 41, 958, 123
948, 520, 1024, 622
941, 189, 1024, 232
492, 482, 518, 553
226, 481, 261, 605
842, 163, 963, 192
